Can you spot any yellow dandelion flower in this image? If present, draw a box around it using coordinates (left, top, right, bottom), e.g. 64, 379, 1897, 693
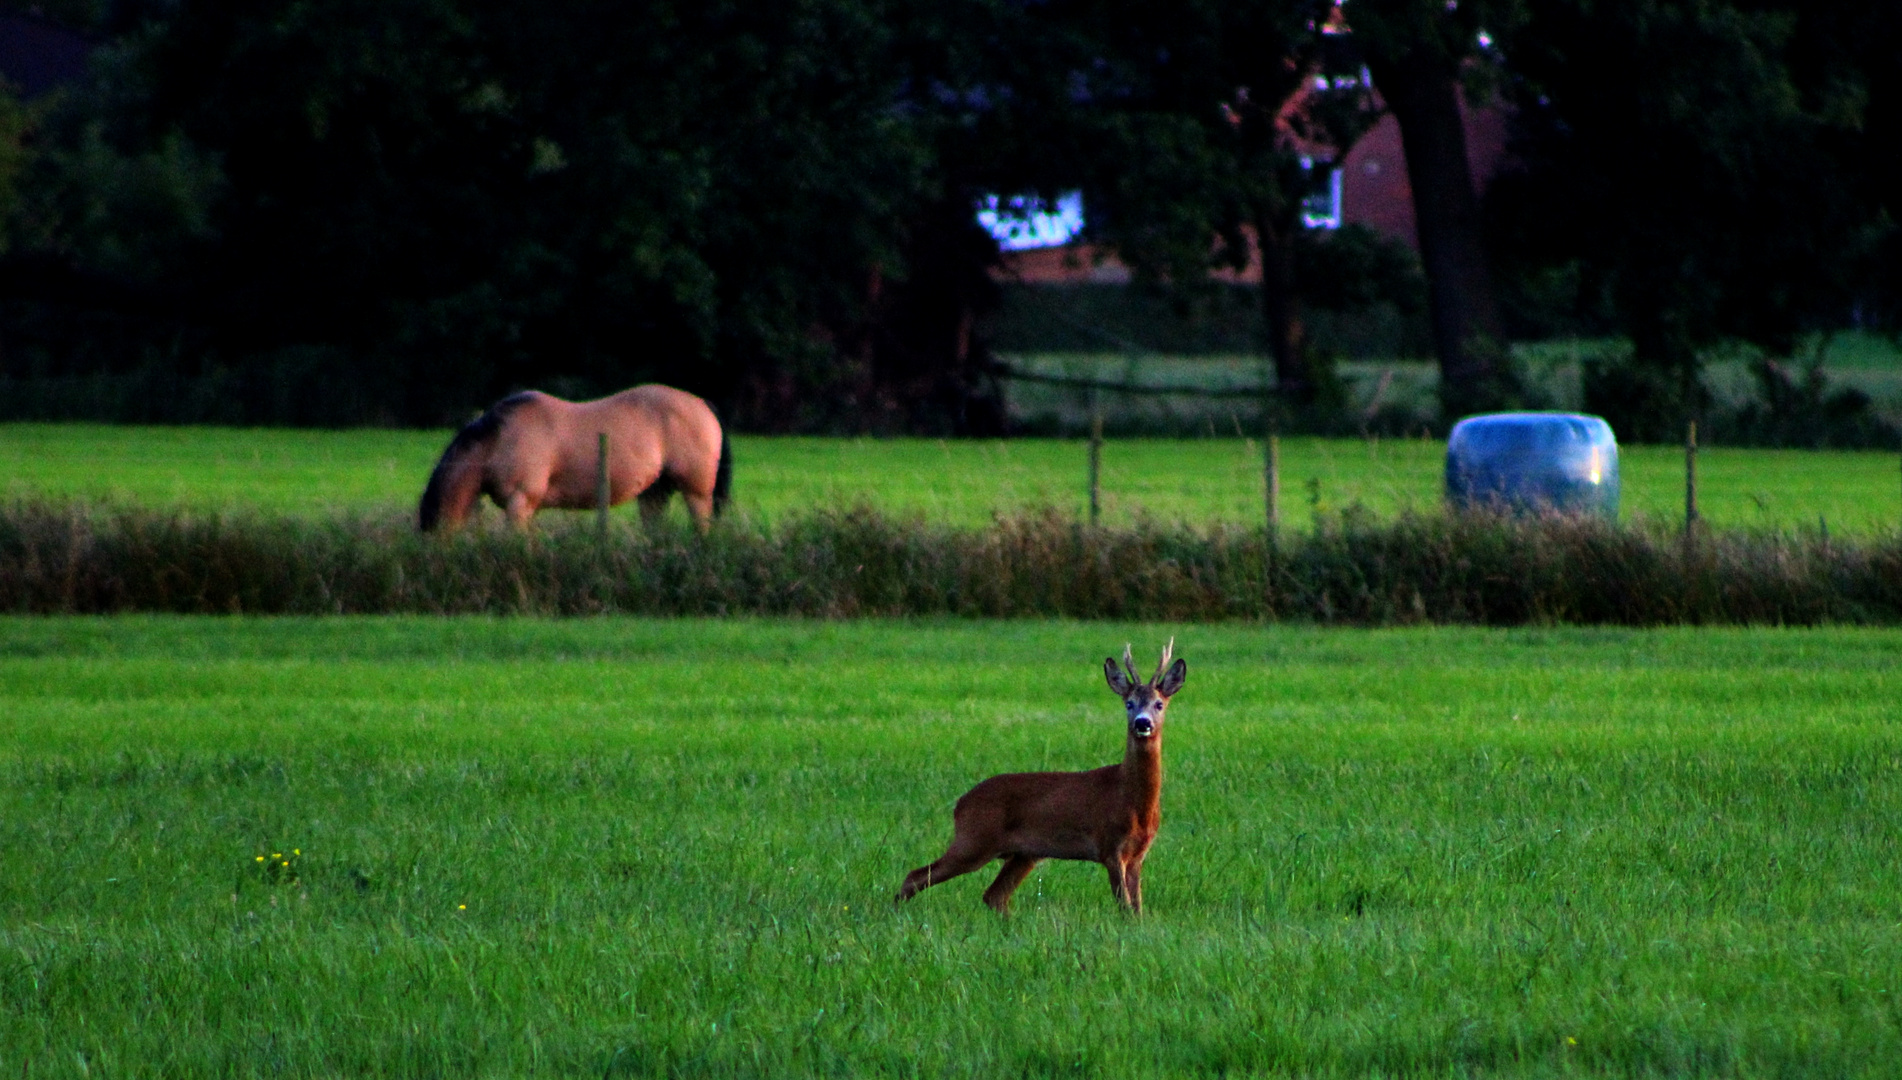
458, 904, 467, 910
255, 856, 265, 862
293, 849, 300, 856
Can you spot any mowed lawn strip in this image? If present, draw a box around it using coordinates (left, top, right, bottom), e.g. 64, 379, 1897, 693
4, 423, 1900, 533
1, 617, 1898, 1077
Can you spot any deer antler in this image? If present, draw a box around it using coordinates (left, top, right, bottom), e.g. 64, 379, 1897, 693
1152, 636, 1175, 686
1122, 643, 1140, 687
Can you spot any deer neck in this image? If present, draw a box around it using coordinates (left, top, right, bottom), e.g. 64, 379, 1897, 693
1121, 733, 1163, 818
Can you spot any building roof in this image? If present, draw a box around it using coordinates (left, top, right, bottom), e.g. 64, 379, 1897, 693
995, 90, 1510, 285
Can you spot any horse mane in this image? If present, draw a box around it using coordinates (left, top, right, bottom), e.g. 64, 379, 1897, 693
418, 392, 535, 531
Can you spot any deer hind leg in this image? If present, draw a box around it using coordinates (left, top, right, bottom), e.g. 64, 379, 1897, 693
895, 838, 993, 905
981, 855, 1039, 914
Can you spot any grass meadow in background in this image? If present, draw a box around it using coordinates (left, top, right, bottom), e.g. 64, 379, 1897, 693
3, 423, 1901, 534
2, 617, 1899, 1076
1002, 331, 1902, 440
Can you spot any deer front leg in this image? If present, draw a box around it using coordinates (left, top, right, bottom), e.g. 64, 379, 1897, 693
981, 855, 1039, 914
1105, 856, 1143, 913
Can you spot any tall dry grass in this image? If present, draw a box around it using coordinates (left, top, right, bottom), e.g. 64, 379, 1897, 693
1, 500, 1898, 623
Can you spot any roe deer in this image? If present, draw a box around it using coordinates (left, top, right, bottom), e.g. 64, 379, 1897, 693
895, 639, 1186, 915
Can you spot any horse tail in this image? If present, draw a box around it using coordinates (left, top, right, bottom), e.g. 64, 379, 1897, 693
418, 393, 531, 531
711, 428, 733, 517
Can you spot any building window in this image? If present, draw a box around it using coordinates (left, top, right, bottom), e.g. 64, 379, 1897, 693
975, 190, 1086, 250
1300, 160, 1344, 230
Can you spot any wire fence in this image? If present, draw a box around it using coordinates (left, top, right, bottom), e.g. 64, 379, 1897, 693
992, 309, 1283, 530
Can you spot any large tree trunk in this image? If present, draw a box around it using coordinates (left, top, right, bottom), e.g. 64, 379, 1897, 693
863, 198, 1006, 435
1365, 53, 1514, 420
1255, 211, 1312, 406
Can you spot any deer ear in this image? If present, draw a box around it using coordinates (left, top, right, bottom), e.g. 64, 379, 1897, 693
1157, 657, 1187, 696
1104, 657, 1134, 695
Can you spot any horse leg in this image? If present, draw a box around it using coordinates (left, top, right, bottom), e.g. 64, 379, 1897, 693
637, 474, 679, 528
504, 490, 538, 527
680, 491, 715, 530
637, 487, 670, 528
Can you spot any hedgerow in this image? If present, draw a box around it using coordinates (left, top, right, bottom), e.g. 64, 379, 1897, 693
2, 501, 1898, 623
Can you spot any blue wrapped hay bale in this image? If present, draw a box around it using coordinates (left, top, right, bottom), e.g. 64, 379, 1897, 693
1445, 412, 1619, 518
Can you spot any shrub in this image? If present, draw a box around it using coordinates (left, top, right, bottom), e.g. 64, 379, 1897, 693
1, 500, 1898, 624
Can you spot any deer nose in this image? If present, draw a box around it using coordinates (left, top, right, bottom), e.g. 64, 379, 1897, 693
1131, 715, 1156, 738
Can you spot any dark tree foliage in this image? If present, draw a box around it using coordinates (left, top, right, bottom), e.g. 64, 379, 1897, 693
0, 0, 1413, 431
1778, 0, 1902, 334
1491, 0, 1889, 441
1347, 0, 1528, 419
1022, 0, 1382, 411
6, 0, 1898, 437
1296, 222, 1426, 314
153, 0, 948, 428
3, 0, 1008, 429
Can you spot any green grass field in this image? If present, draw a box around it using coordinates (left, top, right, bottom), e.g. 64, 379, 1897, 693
3, 423, 1900, 534
3, 617, 1899, 1076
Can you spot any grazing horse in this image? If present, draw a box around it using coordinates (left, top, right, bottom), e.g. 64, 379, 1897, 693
418, 385, 731, 531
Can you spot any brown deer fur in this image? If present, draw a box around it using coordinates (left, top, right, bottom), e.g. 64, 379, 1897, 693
896, 640, 1187, 915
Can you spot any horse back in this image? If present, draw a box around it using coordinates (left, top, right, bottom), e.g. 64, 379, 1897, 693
494, 386, 720, 503
600, 385, 723, 487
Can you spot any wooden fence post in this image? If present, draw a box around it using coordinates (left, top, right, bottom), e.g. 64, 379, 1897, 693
1265, 430, 1280, 535
1684, 420, 1698, 545
596, 431, 611, 539
1261, 405, 1280, 618
1088, 392, 1103, 527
